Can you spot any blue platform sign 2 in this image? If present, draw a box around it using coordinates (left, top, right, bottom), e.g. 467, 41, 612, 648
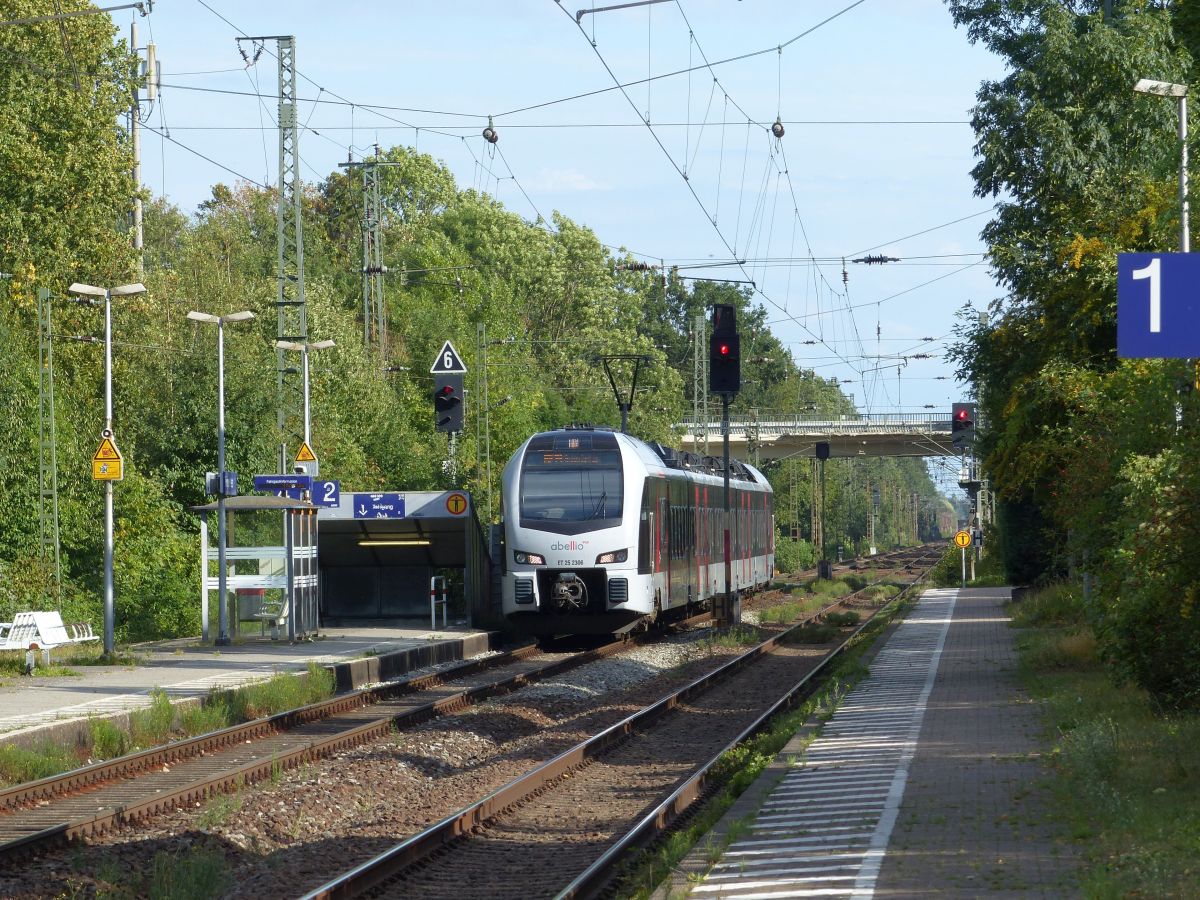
312, 480, 340, 508
1118, 253, 1200, 358
353, 493, 405, 519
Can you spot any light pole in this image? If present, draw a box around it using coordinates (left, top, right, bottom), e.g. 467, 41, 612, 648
274, 339, 336, 446
69, 282, 146, 656
188, 309, 255, 645
1134, 78, 1189, 253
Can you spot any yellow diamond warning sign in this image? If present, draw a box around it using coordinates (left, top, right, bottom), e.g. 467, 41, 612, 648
92, 436, 124, 481
295, 442, 317, 463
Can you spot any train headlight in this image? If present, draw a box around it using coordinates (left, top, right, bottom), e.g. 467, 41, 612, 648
595, 548, 628, 565
513, 550, 545, 566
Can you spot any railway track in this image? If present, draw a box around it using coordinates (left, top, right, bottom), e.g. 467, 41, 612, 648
0, 613, 713, 861
0, 542, 943, 897
301, 547, 942, 899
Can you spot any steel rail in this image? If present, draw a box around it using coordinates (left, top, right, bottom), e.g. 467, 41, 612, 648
0, 613, 711, 860
0, 642, 543, 813
559, 562, 936, 899
300, 553, 940, 899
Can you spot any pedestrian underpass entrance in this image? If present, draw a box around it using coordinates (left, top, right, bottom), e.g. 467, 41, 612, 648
317, 490, 493, 626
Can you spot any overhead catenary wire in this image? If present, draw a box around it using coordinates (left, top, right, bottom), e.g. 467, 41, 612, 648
154, 1, 976, 395
551, 16, 869, 384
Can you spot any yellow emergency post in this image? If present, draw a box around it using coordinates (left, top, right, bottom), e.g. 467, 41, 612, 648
92, 435, 124, 482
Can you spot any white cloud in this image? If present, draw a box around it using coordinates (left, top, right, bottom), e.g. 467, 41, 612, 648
525, 168, 608, 193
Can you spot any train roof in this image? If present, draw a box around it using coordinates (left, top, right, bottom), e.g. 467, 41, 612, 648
530, 425, 770, 488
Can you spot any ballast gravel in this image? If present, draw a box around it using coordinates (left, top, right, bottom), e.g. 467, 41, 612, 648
0, 576, 909, 899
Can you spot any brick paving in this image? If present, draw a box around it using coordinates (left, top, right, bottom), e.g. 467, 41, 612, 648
662, 587, 1080, 898
873, 587, 1079, 897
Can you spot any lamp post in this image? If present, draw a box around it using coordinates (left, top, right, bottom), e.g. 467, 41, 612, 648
188, 310, 255, 646
274, 339, 336, 446
69, 282, 146, 656
1134, 78, 1189, 252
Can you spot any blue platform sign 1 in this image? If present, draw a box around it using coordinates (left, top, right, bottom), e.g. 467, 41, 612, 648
1118, 253, 1200, 358
312, 480, 341, 508
353, 493, 405, 519
253, 474, 313, 492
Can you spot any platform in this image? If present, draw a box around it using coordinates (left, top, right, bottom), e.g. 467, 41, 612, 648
0, 621, 499, 750
663, 587, 1080, 898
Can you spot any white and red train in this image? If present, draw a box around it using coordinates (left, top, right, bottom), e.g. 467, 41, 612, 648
500, 427, 774, 635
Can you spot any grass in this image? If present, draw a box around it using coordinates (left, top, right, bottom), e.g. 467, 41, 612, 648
0, 662, 336, 789
0, 643, 144, 678
702, 625, 762, 650
859, 583, 901, 603
196, 786, 243, 829
82, 843, 234, 899
787, 623, 838, 644
758, 595, 828, 626
1012, 581, 1200, 897
147, 845, 231, 900
0, 740, 82, 785
616, 588, 917, 898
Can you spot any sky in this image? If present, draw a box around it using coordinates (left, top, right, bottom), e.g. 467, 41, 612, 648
125, 0, 1005, 492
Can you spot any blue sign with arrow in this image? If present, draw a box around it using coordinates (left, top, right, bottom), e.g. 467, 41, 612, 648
1118, 253, 1200, 358
353, 493, 405, 519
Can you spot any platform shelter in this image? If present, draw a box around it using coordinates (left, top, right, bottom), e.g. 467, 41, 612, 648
194, 494, 319, 643
315, 490, 493, 627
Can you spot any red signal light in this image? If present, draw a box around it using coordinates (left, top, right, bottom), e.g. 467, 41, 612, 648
719, 343, 731, 356
955, 408, 969, 421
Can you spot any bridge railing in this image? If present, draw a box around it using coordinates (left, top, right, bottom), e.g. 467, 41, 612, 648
678, 413, 951, 438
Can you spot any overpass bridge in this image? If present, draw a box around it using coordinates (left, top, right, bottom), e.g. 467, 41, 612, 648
676, 413, 957, 462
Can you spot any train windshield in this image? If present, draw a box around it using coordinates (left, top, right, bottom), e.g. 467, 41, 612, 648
520, 448, 623, 533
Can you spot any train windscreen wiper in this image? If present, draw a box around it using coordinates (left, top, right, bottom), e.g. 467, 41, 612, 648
588, 491, 608, 519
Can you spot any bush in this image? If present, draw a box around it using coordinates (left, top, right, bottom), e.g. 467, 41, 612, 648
1090, 450, 1200, 709
774, 535, 814, 575
89, 718, 129, 760
824, 611, 861, 627
1010, 582, 1085, 629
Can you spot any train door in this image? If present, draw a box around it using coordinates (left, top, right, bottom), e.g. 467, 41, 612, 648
658, 494, 669, 604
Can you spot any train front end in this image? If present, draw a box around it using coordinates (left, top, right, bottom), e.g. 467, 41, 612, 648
500, 429, 650, 635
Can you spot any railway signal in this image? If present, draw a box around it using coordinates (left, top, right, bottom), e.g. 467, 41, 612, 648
434, 374, 464, 433
709, 304, 740, 396
951, 402, 976, 452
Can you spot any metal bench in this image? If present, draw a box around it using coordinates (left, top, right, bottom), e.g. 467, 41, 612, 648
0, 611, 99, 672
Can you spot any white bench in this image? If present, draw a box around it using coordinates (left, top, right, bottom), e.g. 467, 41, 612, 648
0, 611, 99, 672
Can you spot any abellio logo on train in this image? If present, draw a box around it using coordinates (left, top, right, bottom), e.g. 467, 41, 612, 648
550, 539, 589, 551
